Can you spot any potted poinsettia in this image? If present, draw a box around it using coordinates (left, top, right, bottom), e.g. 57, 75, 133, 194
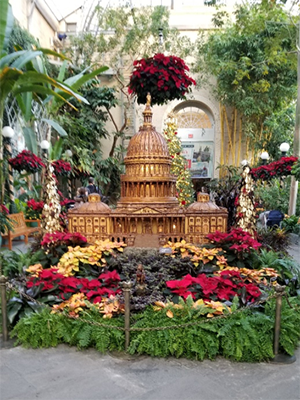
128, 53, 196, 106
25, 199, 44, 227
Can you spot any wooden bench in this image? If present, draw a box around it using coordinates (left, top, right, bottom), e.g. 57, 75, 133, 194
1, 212, 41, 250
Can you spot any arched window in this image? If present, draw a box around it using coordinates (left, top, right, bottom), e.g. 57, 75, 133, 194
173, 101, 215, 179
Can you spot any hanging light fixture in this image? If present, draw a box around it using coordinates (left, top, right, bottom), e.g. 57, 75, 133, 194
260, 151, 269, 165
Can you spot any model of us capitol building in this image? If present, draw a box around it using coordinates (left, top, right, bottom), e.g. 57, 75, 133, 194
68, 97, 228, 247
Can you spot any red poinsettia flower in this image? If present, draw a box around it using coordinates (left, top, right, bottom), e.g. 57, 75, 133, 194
251, 156, 298, 181
52, 160, 72, 176
9, 150, 45, 173
128, 53, 196, 106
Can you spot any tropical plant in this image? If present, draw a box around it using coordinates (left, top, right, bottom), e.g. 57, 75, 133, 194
0, 0, 108, 202
57, 84, 124, 199
0, 248, 44, 278
254, 177, 300, 215
252, 248, 300, 295
0, 203, 14, 233
194, 1, 298, 157
281, 215, 300, 235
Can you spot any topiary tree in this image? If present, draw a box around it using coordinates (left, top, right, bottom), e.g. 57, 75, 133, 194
163, 113, 194, 207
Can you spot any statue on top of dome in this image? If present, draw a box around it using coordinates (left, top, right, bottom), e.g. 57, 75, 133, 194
146, 92, 151, 106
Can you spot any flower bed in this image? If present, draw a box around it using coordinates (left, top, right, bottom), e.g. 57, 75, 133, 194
5, 230, 300, 361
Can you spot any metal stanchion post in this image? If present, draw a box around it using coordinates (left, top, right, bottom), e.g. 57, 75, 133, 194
122, 281, 133, 351
0, 275, 8, 342
271, 285, 296, 364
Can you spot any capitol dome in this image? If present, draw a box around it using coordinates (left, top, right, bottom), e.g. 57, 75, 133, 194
125, 101, 170, 162
118, 95, 177, 207
125, 128, 170, 161
187, 192, 221, 212
70, 194, 111, 214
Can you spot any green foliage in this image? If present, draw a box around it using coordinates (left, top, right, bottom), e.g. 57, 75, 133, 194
216, 310, 274, 362
11, 307, 125, 351
194, 1, 298, 153
252, 248, 300, 295
261, 105, 295, 161
257, 227, 290, 253
255, 177, 300, 215
68, 5, 192, 69
0, 248, 43, 278
291, 159, 300, 181
281, 215, 300, 235
264, 296, 300, 355
6, 281, 59, 326
130, 312, 220, 360
128, 296, 300, 361
7, 22, 39, 53
58, 82, 124, 200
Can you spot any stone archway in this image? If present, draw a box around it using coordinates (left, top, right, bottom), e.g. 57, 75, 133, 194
172, 100, 215, 181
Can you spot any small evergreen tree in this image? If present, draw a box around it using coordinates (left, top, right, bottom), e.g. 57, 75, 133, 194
163, 114, 194, 206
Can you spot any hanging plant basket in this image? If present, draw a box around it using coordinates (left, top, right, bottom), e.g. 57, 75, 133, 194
9, 150, 45, 174
52, 160, 72, 176
128, 53, 196, 106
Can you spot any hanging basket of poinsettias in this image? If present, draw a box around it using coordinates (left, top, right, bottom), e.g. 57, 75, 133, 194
9, 150, 45, 174
51, 160, 72, 176
128, 53, 196, 106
